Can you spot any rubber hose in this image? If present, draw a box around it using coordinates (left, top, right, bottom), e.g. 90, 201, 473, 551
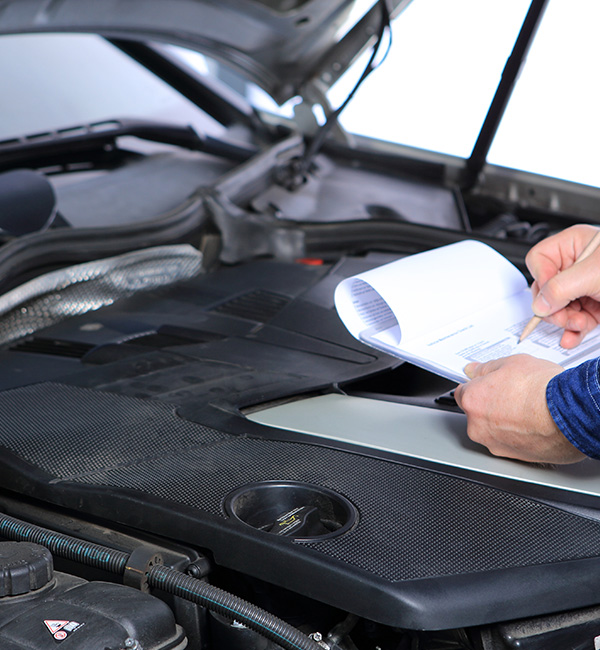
149, 564, 323, 650
0, 513, 324, 650
0, 513, 129, 574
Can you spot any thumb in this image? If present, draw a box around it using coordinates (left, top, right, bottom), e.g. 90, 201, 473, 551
463, 362, 481, 379
532, 256, 600, 317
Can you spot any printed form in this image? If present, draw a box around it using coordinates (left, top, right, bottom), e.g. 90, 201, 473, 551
335, 240, 600, 383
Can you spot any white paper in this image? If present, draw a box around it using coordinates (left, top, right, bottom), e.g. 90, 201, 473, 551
335, 240, 600, 382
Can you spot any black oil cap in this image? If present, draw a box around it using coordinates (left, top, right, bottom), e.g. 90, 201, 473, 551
0, 542, 54, 597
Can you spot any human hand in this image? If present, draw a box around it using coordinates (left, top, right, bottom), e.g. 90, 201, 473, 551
526, 224, 600, 348
453, 354, 585, 464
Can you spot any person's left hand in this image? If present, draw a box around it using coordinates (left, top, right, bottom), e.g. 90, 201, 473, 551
453, 354, 585, 464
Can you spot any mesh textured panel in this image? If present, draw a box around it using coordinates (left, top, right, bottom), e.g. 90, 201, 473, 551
212, 290, 290, 322
0, 383, 230, 479
1, 383, 600, 581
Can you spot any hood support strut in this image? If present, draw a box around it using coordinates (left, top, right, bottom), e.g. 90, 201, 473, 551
462, 0, 550, 190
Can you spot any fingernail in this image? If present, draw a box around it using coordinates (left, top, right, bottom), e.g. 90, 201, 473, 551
532, 290, 552, 317
464, 362, 479, 379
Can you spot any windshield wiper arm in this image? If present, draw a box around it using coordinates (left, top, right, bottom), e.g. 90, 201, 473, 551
0, 118, 257, 172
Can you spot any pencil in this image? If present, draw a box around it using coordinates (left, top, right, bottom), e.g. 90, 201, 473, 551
519, 229, 600, 342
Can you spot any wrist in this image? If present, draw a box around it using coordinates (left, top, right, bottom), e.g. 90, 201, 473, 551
546, 360, 600, 460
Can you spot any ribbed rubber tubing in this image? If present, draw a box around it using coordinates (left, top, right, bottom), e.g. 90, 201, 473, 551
0, 513, 323, 650
149, 564, 323, 650
0, 513, 128, 573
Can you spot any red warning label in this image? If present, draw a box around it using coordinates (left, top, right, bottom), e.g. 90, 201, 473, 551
43, 619, 84, 642
44, 620, 68, 634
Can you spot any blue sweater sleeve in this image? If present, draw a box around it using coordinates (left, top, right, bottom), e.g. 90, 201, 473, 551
546, 358, 600, 459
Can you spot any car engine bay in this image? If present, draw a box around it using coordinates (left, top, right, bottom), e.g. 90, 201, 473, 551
1, 3, 600, 644
0, 122, 600, 650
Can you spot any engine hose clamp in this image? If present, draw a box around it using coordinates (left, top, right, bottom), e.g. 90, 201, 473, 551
124, 546, 163, 593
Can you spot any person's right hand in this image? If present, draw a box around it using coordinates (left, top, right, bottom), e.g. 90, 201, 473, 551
526, 224, 600, 348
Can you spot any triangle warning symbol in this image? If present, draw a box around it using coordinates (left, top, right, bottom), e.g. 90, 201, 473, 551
44, 620, 68, 634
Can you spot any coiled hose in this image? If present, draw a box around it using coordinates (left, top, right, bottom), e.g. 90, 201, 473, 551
0, 512, 128, 573
149, 564, 323, 650
0, 513, 324, 650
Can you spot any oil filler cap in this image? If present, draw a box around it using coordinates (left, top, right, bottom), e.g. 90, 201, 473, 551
224, 481, 358, 541
0, 542, 54, 597
268, 506, 329, 538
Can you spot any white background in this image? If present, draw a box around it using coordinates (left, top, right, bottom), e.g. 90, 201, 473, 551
330, 0, 600, 188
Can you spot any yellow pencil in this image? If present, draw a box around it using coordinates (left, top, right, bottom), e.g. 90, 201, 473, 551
519, 229, 600, 342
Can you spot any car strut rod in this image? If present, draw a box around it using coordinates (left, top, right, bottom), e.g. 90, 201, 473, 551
462, 0, 550, 189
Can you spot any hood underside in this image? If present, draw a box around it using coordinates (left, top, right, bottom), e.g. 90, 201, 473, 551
0, 0, 412, 103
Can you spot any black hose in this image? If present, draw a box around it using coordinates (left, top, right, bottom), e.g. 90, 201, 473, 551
0, 513, 128, 574
149, 564, 323, 650
0, 512, 323, 650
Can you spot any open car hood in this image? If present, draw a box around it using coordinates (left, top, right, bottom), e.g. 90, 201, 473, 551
0, 0, 411, 104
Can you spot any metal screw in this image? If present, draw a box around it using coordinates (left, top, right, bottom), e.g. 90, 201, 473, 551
123, 639, 142, 650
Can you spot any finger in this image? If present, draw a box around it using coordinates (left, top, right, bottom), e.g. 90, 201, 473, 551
581, 297, 600, 323
560, 329, 586, 349
527, 225, 599, 276
546, 308, 598, 339
564, 309, 592, 334
463, 362, 480, 379
526, 233, 564, 288
463, 356, 511, 379
532, 251, 600, 317
558, 311, 600, 348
